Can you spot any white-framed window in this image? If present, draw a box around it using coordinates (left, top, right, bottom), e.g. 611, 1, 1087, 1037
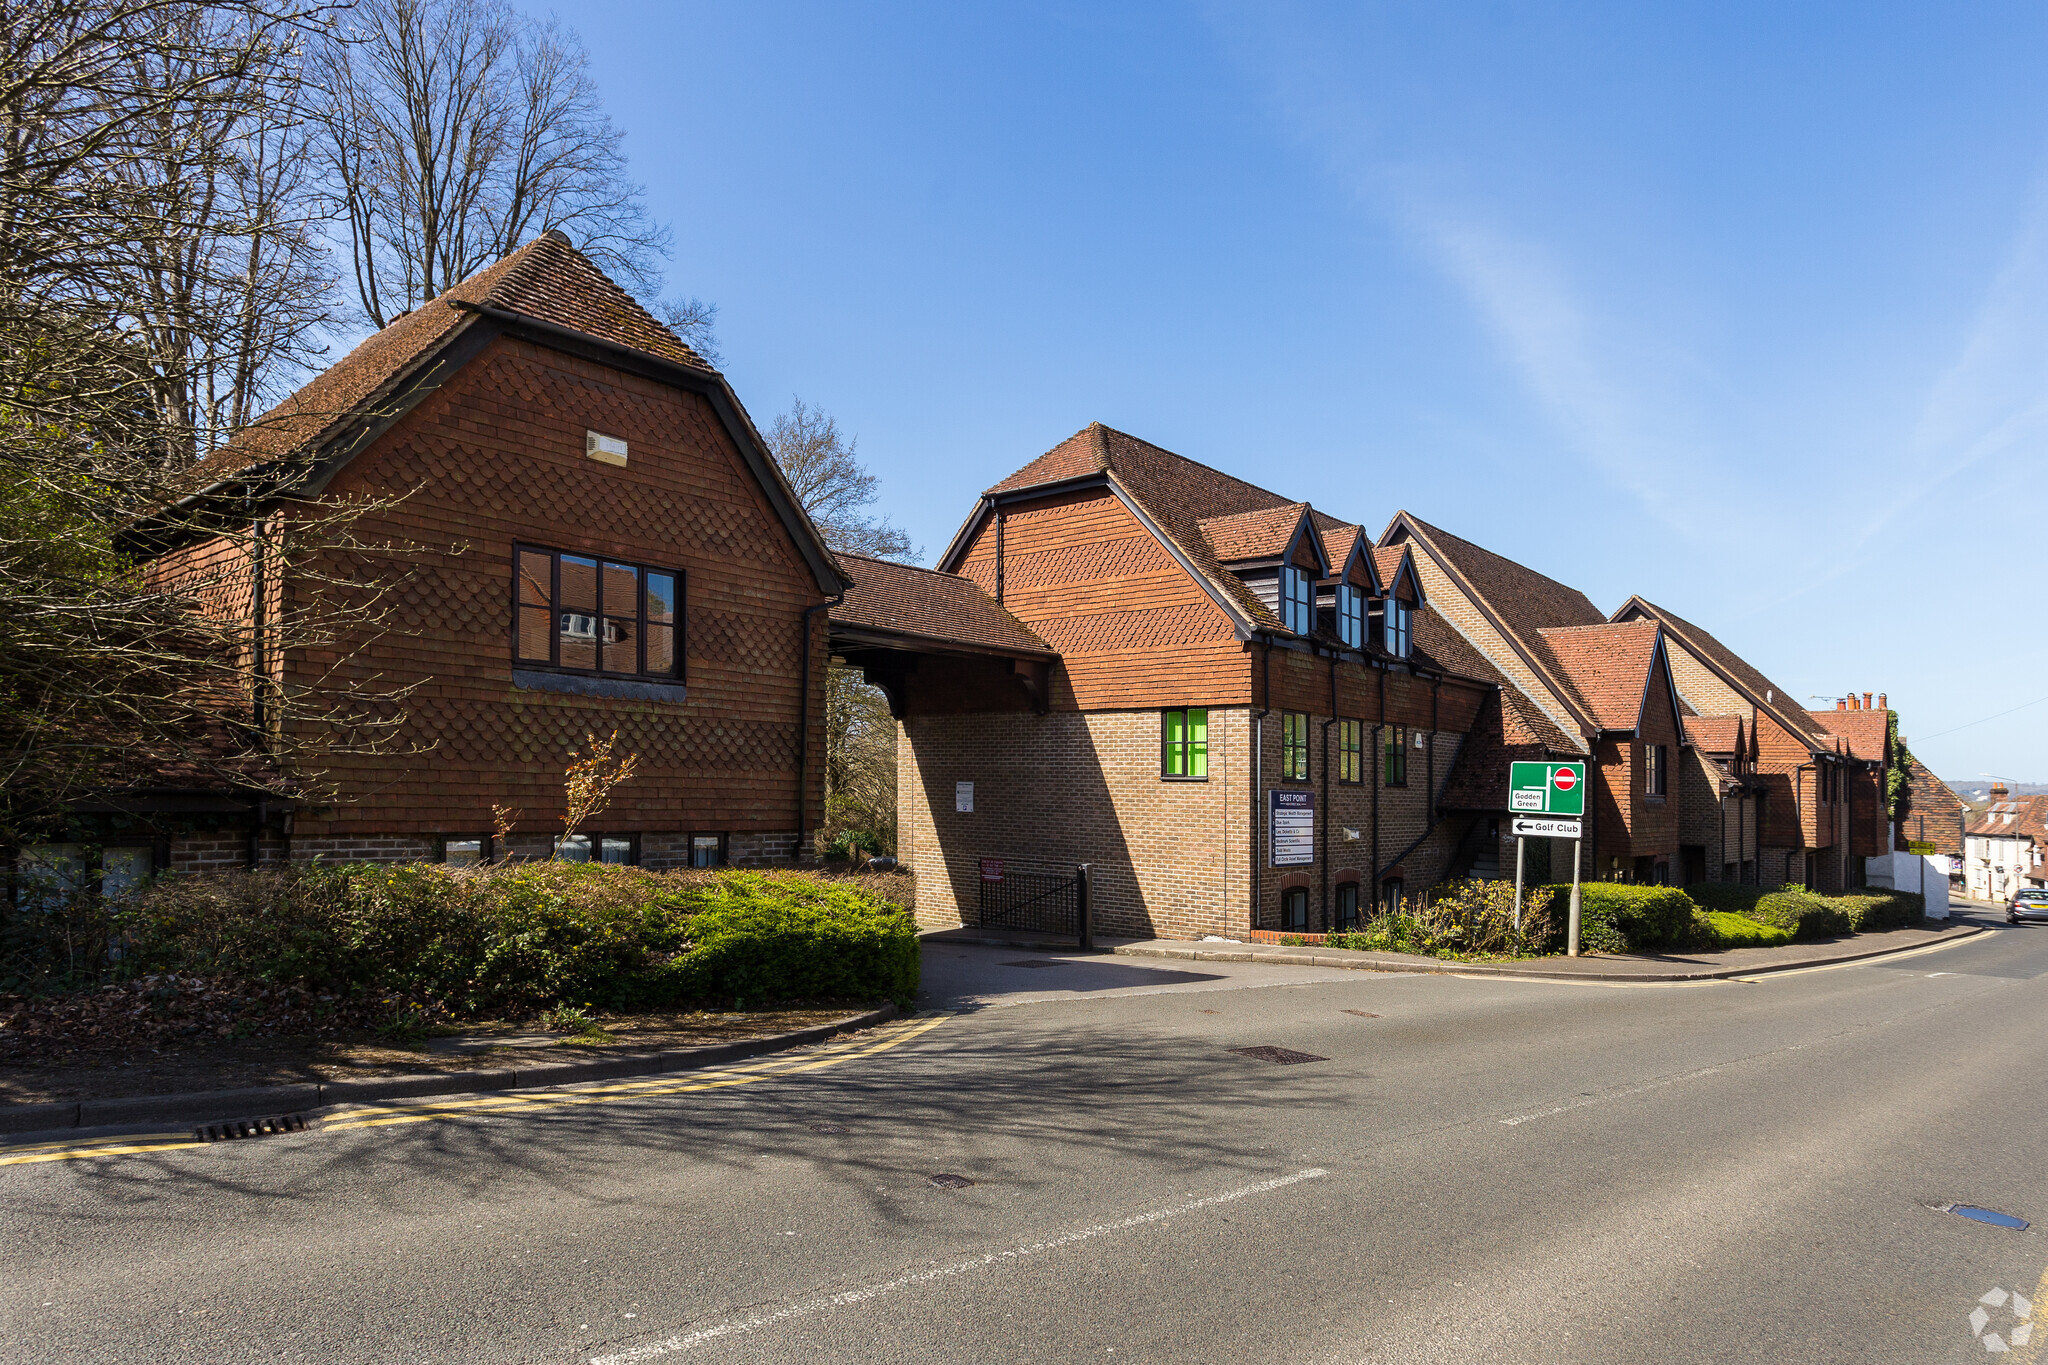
1384, 598, 1412, 657
1279, 566, 1313, 634
1336, 585, 1364, 648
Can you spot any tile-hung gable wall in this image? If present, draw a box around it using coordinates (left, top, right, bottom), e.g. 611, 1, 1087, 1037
952, 487, 1250, 709
202, 334, 828, 851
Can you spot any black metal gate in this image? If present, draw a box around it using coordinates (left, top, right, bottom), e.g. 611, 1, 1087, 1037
976, 864, 1092, 947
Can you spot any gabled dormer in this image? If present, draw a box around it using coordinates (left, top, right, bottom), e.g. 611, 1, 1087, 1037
1371, 544, 1423, 659
1199, 503, 1330, 636
1311, 519, 1383, 652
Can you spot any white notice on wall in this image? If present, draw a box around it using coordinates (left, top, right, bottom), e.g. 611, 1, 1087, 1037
955, 781, 974, 813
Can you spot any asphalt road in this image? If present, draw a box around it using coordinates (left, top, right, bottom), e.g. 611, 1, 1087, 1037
4, 915, 2045, 1364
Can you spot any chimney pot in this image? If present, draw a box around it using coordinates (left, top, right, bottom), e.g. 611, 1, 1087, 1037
1863, 692, 1873, 709
1878, 693, 1887, 711
1836, 698, 1847, 710
1850, 695, 1861, 710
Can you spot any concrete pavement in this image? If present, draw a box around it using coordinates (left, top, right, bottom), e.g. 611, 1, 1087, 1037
4, 918, 2045, 1363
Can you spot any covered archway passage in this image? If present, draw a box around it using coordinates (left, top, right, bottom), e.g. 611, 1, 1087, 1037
828, 553, 1059, 717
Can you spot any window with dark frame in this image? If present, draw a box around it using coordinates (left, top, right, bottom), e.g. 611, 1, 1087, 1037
1335, 881, 1360, 930
515, 545, 681, 680
1385, 598, 1412, 657
1336, 585, 1364, 649
1644, 742, 1666, 797
1384, 726, 1408, 786
553, 833, 638, 865
1281, 711, 1310, 780
440, 837, 487, 867
1281, 885, 1309, 932
690, 834, 724, 868
1338, 719, 1364, 784
1162, 708, 1209, 779
1279, 566, 1313, 634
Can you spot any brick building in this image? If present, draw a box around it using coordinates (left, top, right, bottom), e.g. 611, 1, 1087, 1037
1610, 598, 1863, 891
837, 423, 1493, 940
31, 232, 848, 884
1963, 791, 2048, 902
1379, 515, 1699, 886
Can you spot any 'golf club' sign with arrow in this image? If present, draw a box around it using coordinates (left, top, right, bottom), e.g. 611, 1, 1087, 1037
1508, 761, 1584, 816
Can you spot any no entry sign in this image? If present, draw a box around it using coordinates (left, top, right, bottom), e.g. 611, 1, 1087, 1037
1508, 761, 1586, 817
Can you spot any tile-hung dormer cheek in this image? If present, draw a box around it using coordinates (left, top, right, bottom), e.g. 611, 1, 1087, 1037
1196, 501, 1330, 637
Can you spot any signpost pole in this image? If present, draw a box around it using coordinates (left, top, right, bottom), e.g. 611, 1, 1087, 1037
1568, 838, 1583, 957
1513, 836, 1525, 932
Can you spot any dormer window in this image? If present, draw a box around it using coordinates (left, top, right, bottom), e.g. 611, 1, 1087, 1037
1336, 585, 1364, 649
1385, 598, 1412, 657
1279, 565, 1312, 634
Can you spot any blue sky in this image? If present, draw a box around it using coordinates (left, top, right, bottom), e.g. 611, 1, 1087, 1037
534, 2, 2048, 781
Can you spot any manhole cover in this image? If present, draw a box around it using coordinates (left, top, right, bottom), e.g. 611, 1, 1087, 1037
1342, 1010, 1380, 1018
1946, 1204, 2030, 1230
1002, 960, 1057, 969
1229, 1046, 1328, 1065
929, 1173, 975, 1188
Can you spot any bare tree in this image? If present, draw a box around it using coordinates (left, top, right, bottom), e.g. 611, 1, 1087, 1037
0, 1, 422, 840
310, 0, 714, 355
763, 397, 915, 855
766, 397, 916, 564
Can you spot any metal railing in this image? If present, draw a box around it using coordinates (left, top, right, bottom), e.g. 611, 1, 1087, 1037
976, 864, 1092, 948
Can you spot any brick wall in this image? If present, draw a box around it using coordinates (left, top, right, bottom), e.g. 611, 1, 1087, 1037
899, 704, 1464, 940
203, 334, 834, 848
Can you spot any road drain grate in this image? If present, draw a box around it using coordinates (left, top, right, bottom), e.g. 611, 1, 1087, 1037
194, 1114, 308, 1143
1229, 1046, 1328, 1065
929, 1173, 975, 1189
1945, 1204, 2030, 1230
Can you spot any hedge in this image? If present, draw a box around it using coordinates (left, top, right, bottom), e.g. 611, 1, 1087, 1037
1689, 910, 1793, 950
1533, 882, 1694, 953
2, 862, 918, 1013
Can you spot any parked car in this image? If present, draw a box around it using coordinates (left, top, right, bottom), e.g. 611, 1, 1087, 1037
2010, 888, 2048, 924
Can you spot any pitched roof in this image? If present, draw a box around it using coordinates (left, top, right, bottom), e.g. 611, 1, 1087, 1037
971, 423, 1327, 632
188, 231, 714, 488
1199, 503, 1316, 565
1383, 512, 1604, 738
1310, 516, 1379, 590
1413, 608, 1576, 752
830, 553, 1054, 657
1965, 796, 2048, 841
1613, 597, 1830, 751
1807, 707, 1890, 763
1534, 621, 1666, 732
1684, 714, 1744, 753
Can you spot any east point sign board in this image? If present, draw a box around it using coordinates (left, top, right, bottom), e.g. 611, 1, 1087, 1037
1270, 790, 1314, 867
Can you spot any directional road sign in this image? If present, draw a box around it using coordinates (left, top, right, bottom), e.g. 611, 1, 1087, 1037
1512, 816, 1583, 839
1508, 761, 1585, 817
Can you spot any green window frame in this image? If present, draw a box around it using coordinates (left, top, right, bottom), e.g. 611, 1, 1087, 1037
1162, 708, 1209, 779
1338, 719, 1364, 784
1281, 711, 1310, 781
1384, 725, 1409, 787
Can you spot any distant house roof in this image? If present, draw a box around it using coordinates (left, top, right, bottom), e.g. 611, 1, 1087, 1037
1684, 714, 1744, 753
1534, 621, 1669, 733
829, 553, 1054, 659
1808, 707, 1890, 763
1612, 596, 1831, 753
1966, 795, 2048, 842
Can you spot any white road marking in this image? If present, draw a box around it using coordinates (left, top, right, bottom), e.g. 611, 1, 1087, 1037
589, 1168, 1329, 1363
1499, 1065, 1726, 1126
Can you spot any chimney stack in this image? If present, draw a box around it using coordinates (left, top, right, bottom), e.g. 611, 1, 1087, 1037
1993, 781, 2009, 800
1878, 693, 1887, 711
1863, 692, 1873, 710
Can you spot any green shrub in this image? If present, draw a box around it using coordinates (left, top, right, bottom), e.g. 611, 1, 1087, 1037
1687, 910, 1794, 950
1534, 883, 1696, 953
1324, 879, 1551, 959
1834, 890, 1924, 932
5, 862, 917, 1014
1685, 882, 1767, 915
1747, 885, 1852, 940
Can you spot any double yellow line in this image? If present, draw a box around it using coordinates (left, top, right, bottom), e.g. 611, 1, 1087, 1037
0, 1013, 951, 1168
